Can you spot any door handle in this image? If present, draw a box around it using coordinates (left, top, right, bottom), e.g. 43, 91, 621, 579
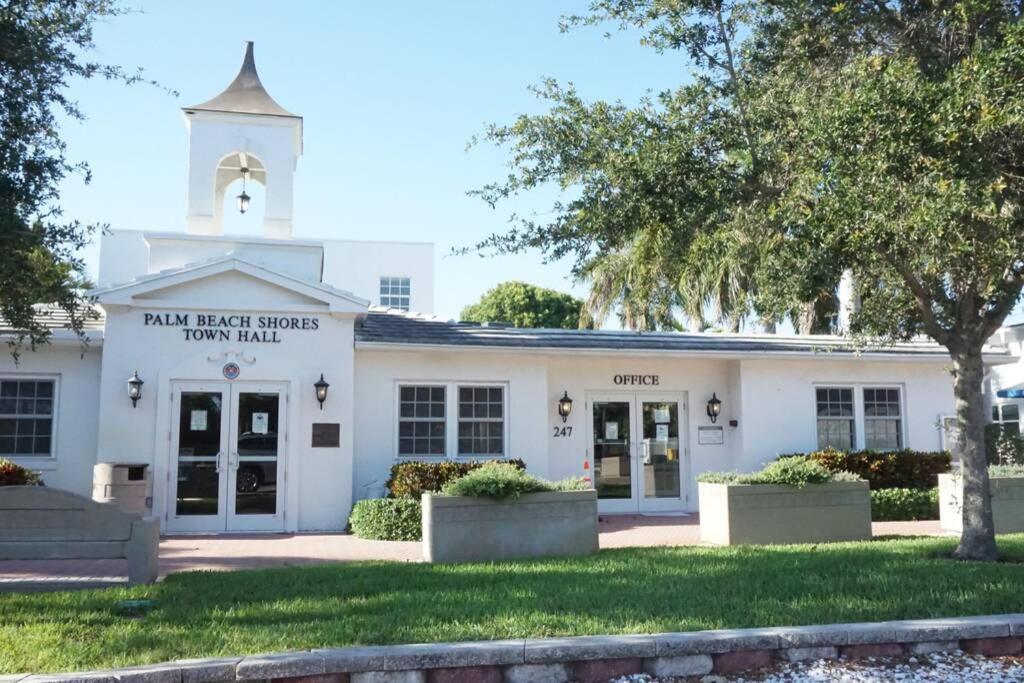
215, 451, 223, 474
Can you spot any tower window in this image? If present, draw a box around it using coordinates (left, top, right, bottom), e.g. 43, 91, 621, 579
380, 276, 411, 311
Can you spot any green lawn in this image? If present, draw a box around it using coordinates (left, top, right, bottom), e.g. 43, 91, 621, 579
4, 536, 1024, 674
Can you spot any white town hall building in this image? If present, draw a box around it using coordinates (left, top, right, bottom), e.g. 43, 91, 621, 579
1, 44, 1014, 534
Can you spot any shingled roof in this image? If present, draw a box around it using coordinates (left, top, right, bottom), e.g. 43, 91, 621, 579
355, 310, 999, 360
0, 304, 105, 335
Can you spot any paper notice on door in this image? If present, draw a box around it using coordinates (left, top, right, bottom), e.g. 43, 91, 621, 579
252, 412, 269, 435
604, 422, 619, 440
654, 407, 671, 423
656, 423, 670, 441
190, 410, 207, 431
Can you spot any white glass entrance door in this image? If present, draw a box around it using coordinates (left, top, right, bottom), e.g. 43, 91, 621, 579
590, 392, 687, 513
226, 385, 284, 531
169, 385, 228, 533
167, 382, 286, 533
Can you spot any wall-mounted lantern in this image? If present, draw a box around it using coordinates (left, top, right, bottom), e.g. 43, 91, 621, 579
314, 374, 330, 410
236, 167, 251, 214
706, 392, 722, 424
557, 391, 573, 423
127, 371, 144, 408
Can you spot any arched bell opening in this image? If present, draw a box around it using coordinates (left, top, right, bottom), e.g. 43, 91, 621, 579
214, 151, 268, 236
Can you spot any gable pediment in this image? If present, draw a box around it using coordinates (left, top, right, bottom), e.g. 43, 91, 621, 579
90, 257, 368, 314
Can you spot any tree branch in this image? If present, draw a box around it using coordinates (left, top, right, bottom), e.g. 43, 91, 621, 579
888, 258, 953, 347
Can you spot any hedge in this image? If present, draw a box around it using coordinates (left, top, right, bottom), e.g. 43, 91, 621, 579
386, 458, 526, 498
440, 462, 587, 499
698, 457, 861, 487
0, 458, 42, 486
870, 487, 939, 521
985, 423, 1024, 465
348, 498, 422, 541
804, 448, 950, 490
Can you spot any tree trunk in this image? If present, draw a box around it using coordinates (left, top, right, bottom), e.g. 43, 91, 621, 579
796, 302, 815, 335
951, 346, 998, 561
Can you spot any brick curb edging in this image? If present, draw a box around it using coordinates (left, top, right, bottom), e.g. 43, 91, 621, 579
7, 614, 1024, 683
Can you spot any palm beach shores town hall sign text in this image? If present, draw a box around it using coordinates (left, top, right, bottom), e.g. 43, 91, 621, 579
143, 312, 319, 343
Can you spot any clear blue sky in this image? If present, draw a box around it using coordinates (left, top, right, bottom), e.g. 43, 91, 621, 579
59, 1, 687, 320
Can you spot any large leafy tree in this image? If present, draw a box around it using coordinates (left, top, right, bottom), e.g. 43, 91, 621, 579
0, 0, 158, 355
460, 281, 585, 329
762, 1, 1024, 561
475, 0, 1024, 560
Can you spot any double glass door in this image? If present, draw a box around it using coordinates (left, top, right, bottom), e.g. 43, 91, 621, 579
167, 382, 286, 532
591, 392, 687, 513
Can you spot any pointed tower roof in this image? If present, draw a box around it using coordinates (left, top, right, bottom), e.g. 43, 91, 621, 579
184, 41, 298, 118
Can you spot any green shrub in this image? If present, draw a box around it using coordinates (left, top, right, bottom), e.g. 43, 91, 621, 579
989, 463, 1024, 478
985, 424, 1024, 465
0, 458, 42, 486
805, 447, 951, 489
348, 498, 422, 541
697, 457, 856, 487
440, 462, 587, 499
386, 458, 526, 498
870, 487, 939, 521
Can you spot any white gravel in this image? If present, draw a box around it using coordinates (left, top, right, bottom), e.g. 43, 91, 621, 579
609, 650, 1024, 682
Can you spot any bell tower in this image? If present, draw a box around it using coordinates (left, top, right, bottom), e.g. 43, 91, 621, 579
182, 41, 303, 239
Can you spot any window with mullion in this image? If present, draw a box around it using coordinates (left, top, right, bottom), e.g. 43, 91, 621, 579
380, 276, 411, 311
398, 385, 446, 456
457, 386, 504, 456
815, 387, 855, 451
0, 379, 55, 457
993, 403, 1021, 434
863, 387, 903, 450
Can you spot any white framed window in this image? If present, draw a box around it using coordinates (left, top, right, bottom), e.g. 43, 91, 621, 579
992, 403, 1020, 433
397, 386, 446, 456
457, 386, 505, 456
814, 384, 906, 451
395, 381, 509, 459
815, 387, 855, 450
863, 387, 903, 450
0, 378, 56, 457
380, 276, 411, 311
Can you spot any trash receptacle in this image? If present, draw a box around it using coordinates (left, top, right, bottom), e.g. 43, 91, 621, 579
93, 463, 152, 515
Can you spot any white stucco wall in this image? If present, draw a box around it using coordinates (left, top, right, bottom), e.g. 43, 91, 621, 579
96, 274, 358, 532
98, 231, 436, 315
352, 347, 959, 514
352, 349, 548, 500
545, 354, 737, 509
321, 240, 434, 314
184, 112, 301, 238
0, 340, 102, 496
735, 357, 956, 470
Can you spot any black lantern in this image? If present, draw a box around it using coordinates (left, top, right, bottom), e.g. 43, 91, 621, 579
127, 370, 144, 408
557, 391, 573, 423
236, 167, 251, 214
314, 373, 329, 410
706, 392, 722, 423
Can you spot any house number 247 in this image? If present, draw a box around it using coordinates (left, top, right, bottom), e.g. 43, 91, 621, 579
553, 426, 573, 437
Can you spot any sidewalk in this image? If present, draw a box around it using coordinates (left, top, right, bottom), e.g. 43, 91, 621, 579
0, 514, 945, 590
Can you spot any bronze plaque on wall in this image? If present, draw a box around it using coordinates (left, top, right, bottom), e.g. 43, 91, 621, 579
311, 423, 340, 448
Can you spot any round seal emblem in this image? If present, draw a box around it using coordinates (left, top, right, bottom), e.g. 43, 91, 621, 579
222, 362, 241, 380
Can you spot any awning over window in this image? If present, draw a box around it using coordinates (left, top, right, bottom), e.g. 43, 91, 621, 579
996, 389, 1024, 398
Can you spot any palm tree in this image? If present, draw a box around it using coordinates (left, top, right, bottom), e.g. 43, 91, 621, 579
579, 227, 701, 331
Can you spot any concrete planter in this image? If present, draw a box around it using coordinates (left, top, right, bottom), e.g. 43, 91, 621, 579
698, 481, 872, 546
939, 472, 1024, 534
422, 489, 598, 562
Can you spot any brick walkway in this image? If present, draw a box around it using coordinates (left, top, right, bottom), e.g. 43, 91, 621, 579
0, 515, 945, 590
